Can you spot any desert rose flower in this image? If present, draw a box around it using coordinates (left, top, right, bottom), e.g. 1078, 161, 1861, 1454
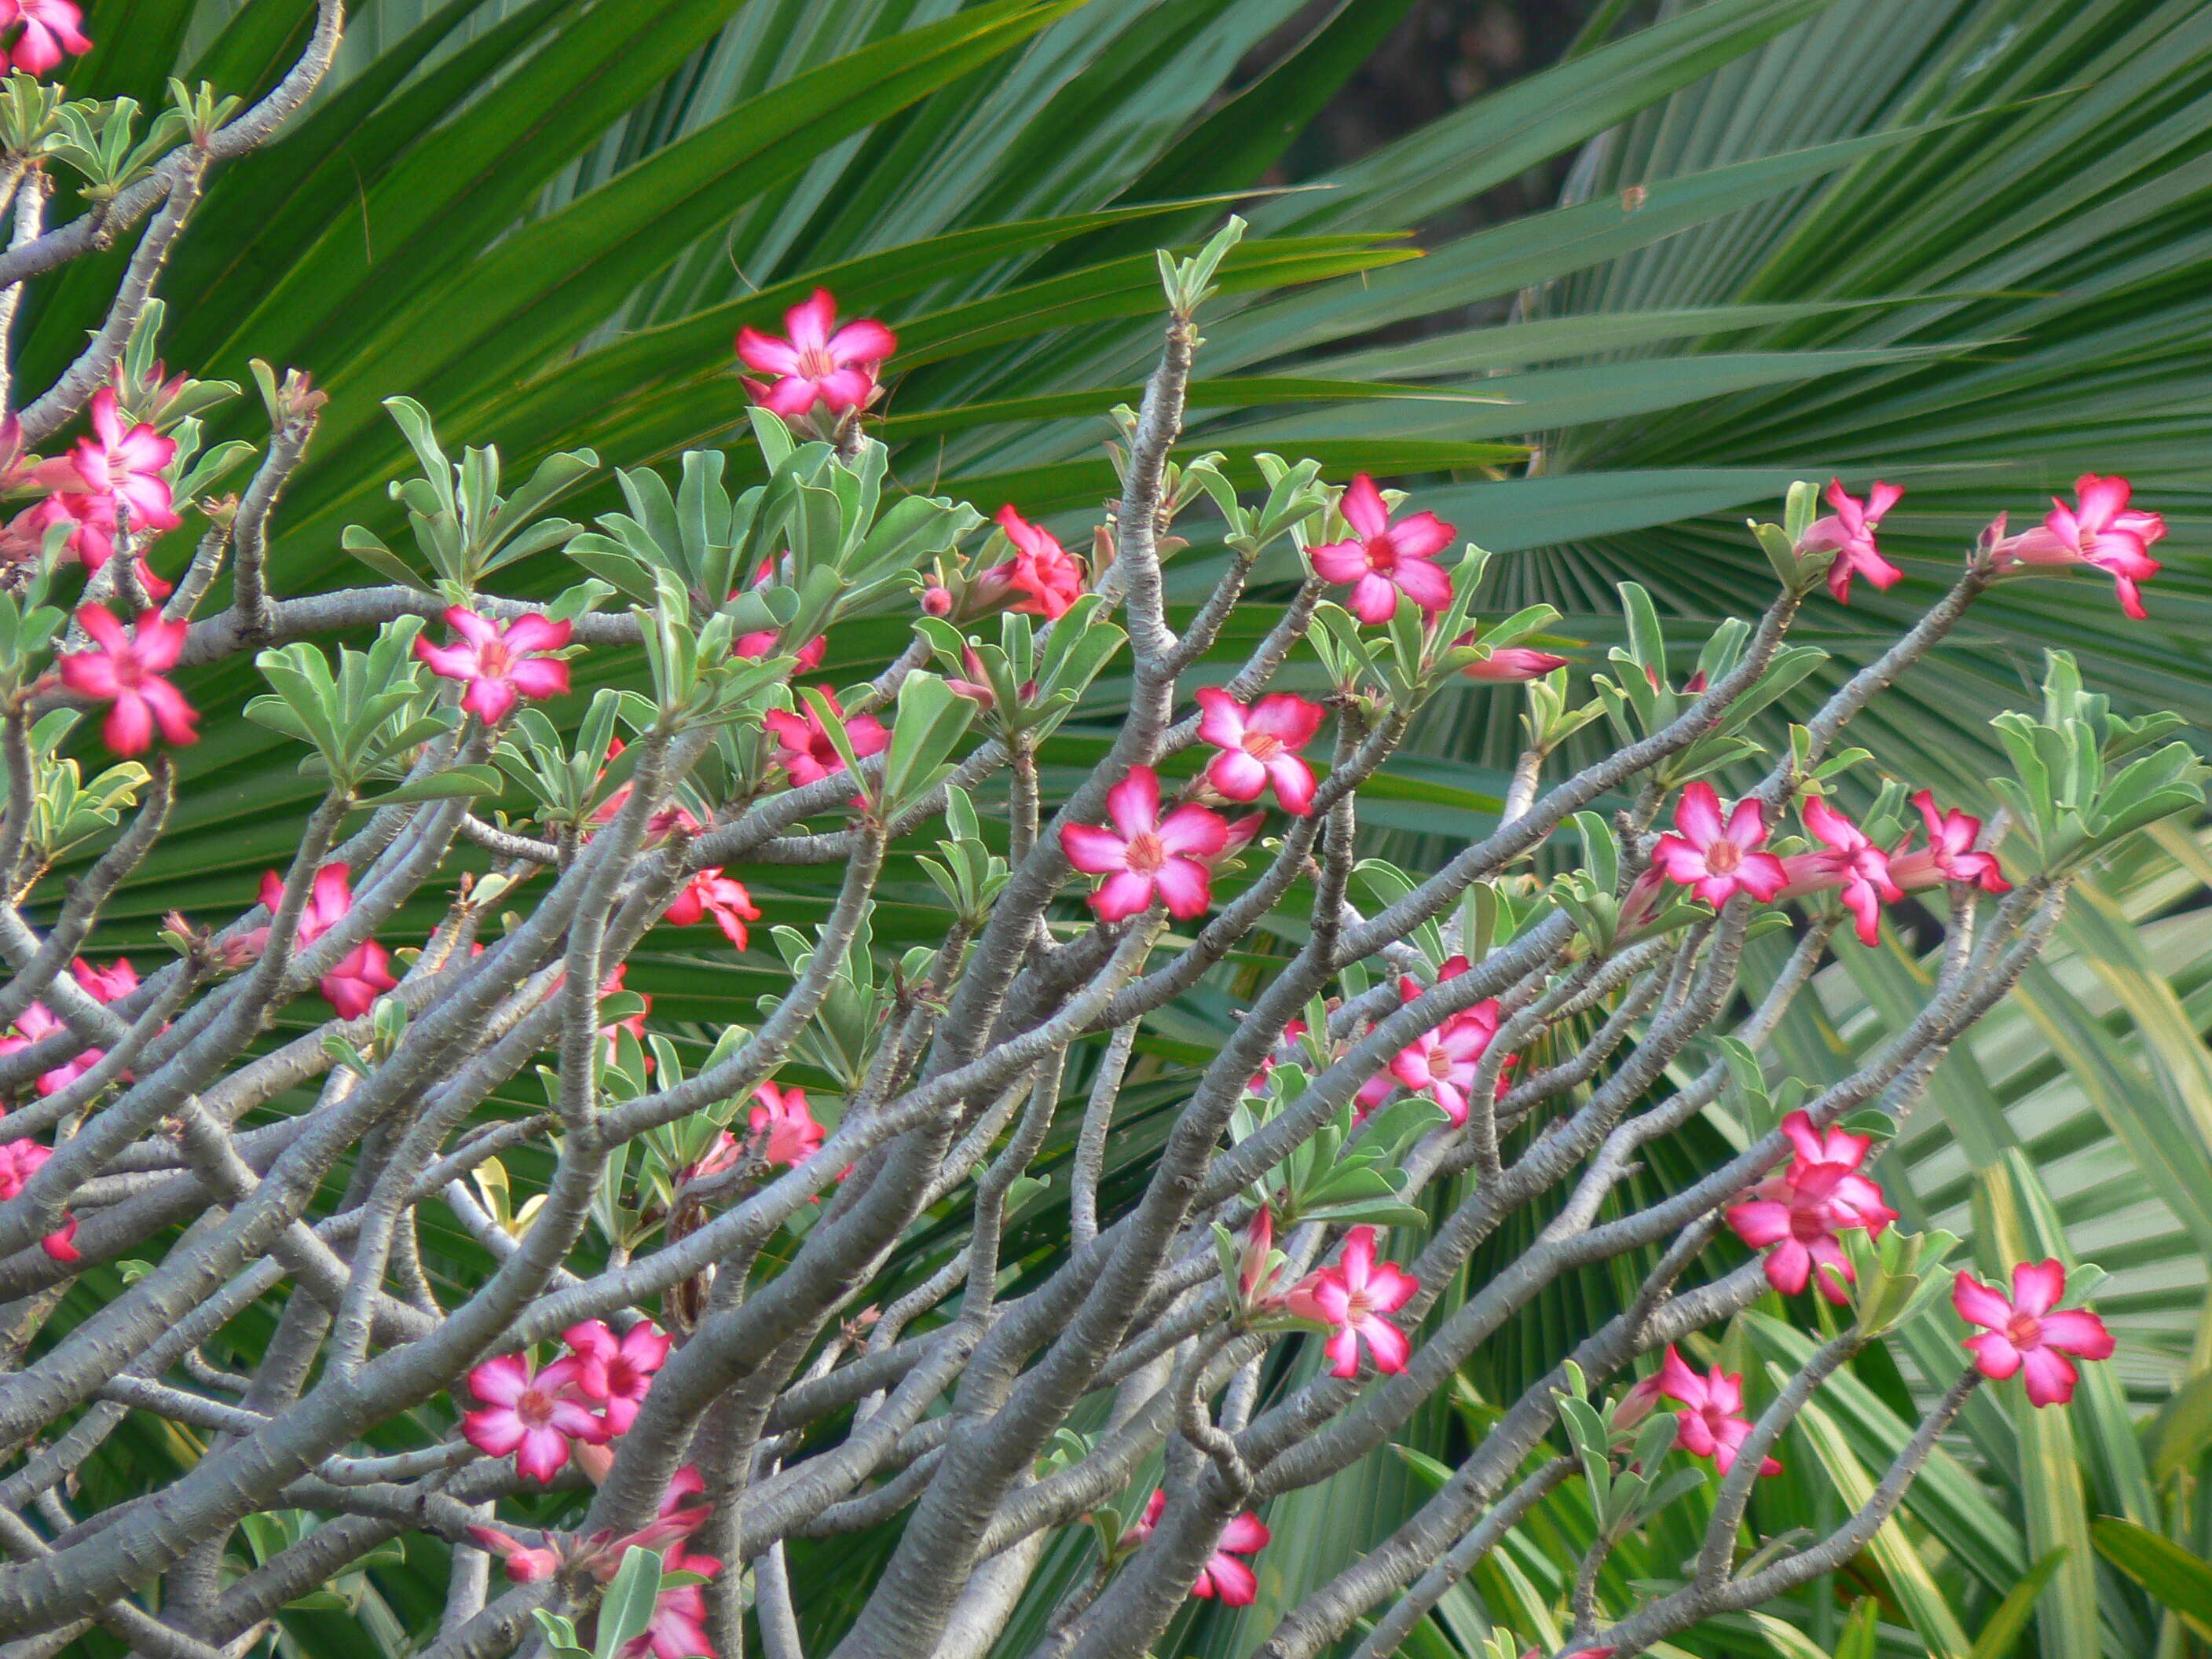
1891, 791, 2009, 893
1796, 797, 1904, 947
460, 1352, 610, 1483
415, 607, 572, 723
1990, 474, 2165, 619
971, 504, 1085, 620
7, 0, 90, 73
1308, 474, 1456, 623
0, 1140, 79, 1260
1954, 1260, 2115, 1407
622, 1544, 722, 1659
1060, 766, 1234, 921
1653, 783, 1788, 907
764, 688, 891, 787
257, 863, 399, 1019
53, 388, 180, 540
562, 1319, 671, 1434
70, 957, 137, 1002
665, 870, 760, 950
56, 605, 198, 755
1655, 1346, 1779, 1477
1196, 688, 1326, 814
1287, 1225, 1419, 1378
1387, 991, 1513, 1127
734, 628, 827, 671
1459, 645, 1570, 682
737, 288, 895, 417
1122, 1489, 1273, 1606
1726, 1110, 1898, 1302
1797, 479, 1903, 603
749, 1079, 824, 1168
0, 1003, 100, 1097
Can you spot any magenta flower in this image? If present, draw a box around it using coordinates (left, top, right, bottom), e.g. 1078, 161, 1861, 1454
1386, 991, 1514, 1127
1726, 1110, 1898, 1303
1954, 1260, 2115, 1408
1654, 1346, 1778, 1478
1652, 783, 1788, 907
1196, 688, 1326, 815
665, 870, 760, 950
56, 605, 198, 755
734, 628, 827, 671
1797, 479, 1903, 604
460, 1352, 610, 1483
1796, 797, 1904, 947
1308, 474, 1456, 623
972, 504, 1086, 620
414, 607, 572, 723
1891, 791, 2009, 894
562, 1319, 670, 1435
749, 1080, 824, 1169
70, 957, 137, 1002
257, 862, 399, 1020
764, 688, 891, 787
1287, 1225, 1419, 1378
1060, 766, 1236, 922
1122, 1489, 1273, 1606
0, 1003, 99, 1098
54, 388, 178, 541
1459, 646, 1570, 682
463, 1525, 564, 1584
736, 288, 896, 418
1990, 474, 2165, 620
621, 1544, 722, 1659
5, 0, 90, 74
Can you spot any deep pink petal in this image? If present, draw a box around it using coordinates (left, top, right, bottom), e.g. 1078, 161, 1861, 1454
735, 328, 802, 375
1384, 510, 1456, 562
1307, 537, 1371, 584
1674, 782, 1723, 846
1339, 474, 1390, 540
1105, 767, 1162, 840
1265, 755, 1317, 815
1060, 823, 1130, 874
1728, 1199, 1793, 1250
2038, 1309, 2115, 1360
1150, 858, 1212, 918
785, 289, 837, 353
826, 318, 896, 364
1952, 1272, 2013, 1331
1346, 572, 1401, 624
2012, 1259, 2066, 1317
1207, 749, 1269, 802
2019, 1345, 2079, 1408
1357, 1317, 1410, 1374
1156, 804, 1230, 858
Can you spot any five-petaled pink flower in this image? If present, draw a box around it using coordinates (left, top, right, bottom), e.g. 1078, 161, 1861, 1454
1387, 991, 1514, 1128
1122, 1489, 1273, 1606
0, 1003, 99, 1098
764, 688, 891, 788
1796, 797, 1904, 948
1459, 645, 1569, 682
57, 388, 181, 540
749, 1079, 824, 1169
257, 862, 399, 1020
1954, 1260, 2115, 1408
1287, 1225, 1419, 1378
1196, 688, 1326, 815
460, 1351, 610, 1483
5, 0, 90, 74
1654, 1346, 1779, 1478
1892, 792, 2009, 894
414, 607, 572, 723
1726, 1110, 1898, 1303
1990, 474, 2165, 620
665, 870, 760, 950
1308, 474, 1456, 624
562, 1319, 671, 1435
736, 288, 896, 418
1060, 766, 1243, 922
1653, 783, 1788, 908
56, 605, 197, 755
1798, 479, 1903, 604
973, 504, 1086, 620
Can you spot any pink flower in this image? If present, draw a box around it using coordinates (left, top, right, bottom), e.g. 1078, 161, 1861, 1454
50, 388, 178, 541
736, 288, 896, 418
55, 605, 197, 755
1287, 1226, 1419, 1378
972, 505, 1085, 620
258, 862, 398, 1020
463, 1525, 563, 1584
764, 688, 891, 788
1990, 474, 2165, 620
1652, 783, 1788, 907
1060, 766, 1233, 922
414, 607, 572, 723
1196, 688, 1326, 815
1122, 1489, 1271, 1606
1954, 1260, 2115, 1408
563, 1319, 670, 1435
749, 1080, 824, 1169
1386, 991, 1513, 1127
5, 0, 90, 74
1247, 1019, 1309, 1096
734, 628, 827, 671
1726, 1110, 1898, 1303
1308, 474, 1456, 624
460, 1352, 610, 1483
0, 1140, 77, 1260
665, 870, 760, 950
1654, 1346, 1778, 1478
1797, 479, 1903, 604
621, 1545, 722, 1659
1890, 792, 2009, 894
15, 490, 171, 595
1458, 646, 1569, 682
0, 1004, 99, 1097
1796, 797, 1903, 948
70, 958, 137, 1002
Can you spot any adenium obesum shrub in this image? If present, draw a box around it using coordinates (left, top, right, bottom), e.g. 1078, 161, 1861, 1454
0, 24, 2201, 1659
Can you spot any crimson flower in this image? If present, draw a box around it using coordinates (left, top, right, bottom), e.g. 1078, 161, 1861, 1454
5, 0, 89, 74
70, 957, 137, 1002
1287, 1225, 1419, 1378
1060, 766, 1242, 922
563, 1319, 670, 1435
1726, 1110, 1898, 1303
972, 504, 1086, 620
1795, 797, 1904, 947
1653, 783, 1788, 907
749, 1080, 824, 1169
1459, 646, 1569, 682
460, 1352, 610, 1483
0, 1003, 99, 1097
415, 607, 572, 723
736, 288, 895, 418
1990, 474, 2165, 619
665, 870, 760, 950
1122, 1489, 1272, 1606
1386, 990, 1513, 1127
258, 862, 398, 1020
1892, 791, 2009, 894
56, 605, 197, 755
1798, 479, 1903, 604
1954, 1260, 2115, 1407
1196, 688, 1326, 815
764, 688, 891, 787
1654, 1346, 1778, 1477
1308, 474, 1456, 623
